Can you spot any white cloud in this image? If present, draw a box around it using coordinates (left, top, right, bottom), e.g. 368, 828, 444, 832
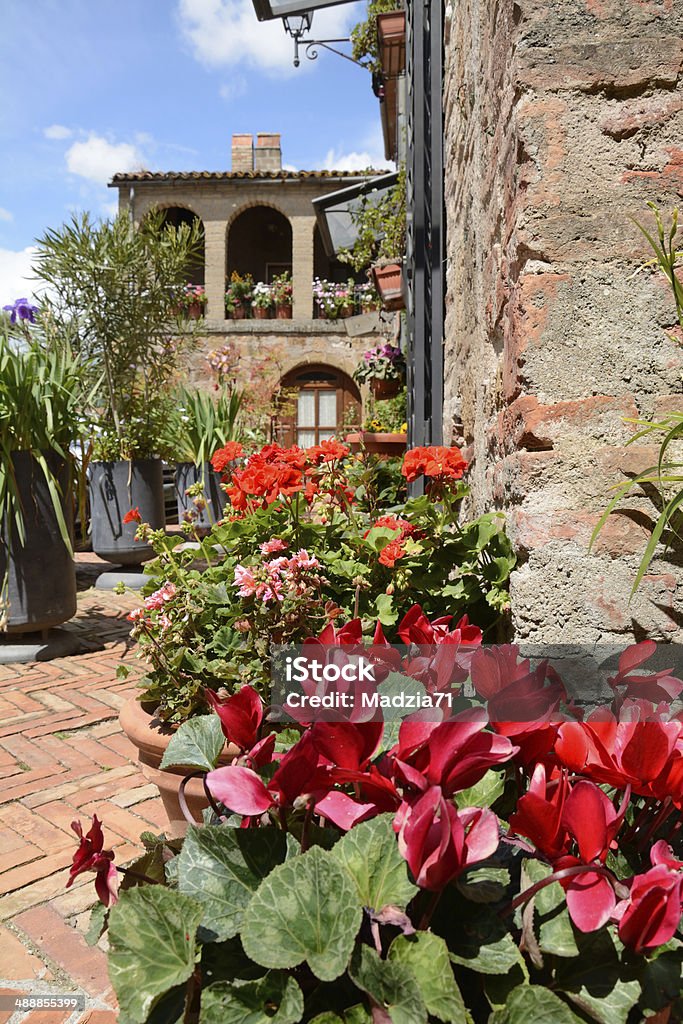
0, 247, 41, 306
177, 0, 361, 75
44, 124, 73, 140
101, 200, 120, 218
219, 77, 247, 102
0, 207, 13, 222
65, 133, 145, 184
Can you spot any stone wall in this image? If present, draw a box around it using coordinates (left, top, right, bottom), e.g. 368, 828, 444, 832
443, 0, 683, 643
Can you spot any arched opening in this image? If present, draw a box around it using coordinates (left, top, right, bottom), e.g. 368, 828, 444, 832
157, 207, 205, 287
277, 364, 361, 447
227, 206, 292, 285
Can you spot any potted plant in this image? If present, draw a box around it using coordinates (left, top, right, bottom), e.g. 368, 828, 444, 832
250, 281, 273, 320
0, 305, 89, 633
171, 385, 244, 532
34, 210, 203, 567
346, 388, 408, 456
176, 283, 207, 320
353, 342, 406, 399
225, 272, 253, 320
74, 629, 683, 1022
339, 166, 406, 312
350, 0, 405, 72
272, 270, 293, 319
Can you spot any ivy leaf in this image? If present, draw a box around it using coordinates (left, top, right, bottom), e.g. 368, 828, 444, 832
177, 825, 288, 941
388, 933, 469, 1023
160, 715, 226, 771
331, 813, 417, 912
199, 973, 303, 1024
349, 945, 427, 1024
107, 887, 204, 1024
241, 846, 362, 981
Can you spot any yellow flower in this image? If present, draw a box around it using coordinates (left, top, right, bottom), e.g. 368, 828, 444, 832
400, 422, 408, 433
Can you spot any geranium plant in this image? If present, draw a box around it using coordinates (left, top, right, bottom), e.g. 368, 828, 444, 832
124, 441, 513, 722
76, 633, 683, 1024
225, 272, 254, 316
271, 270, 293, 309
176, 284, 207, 312
251, 282, 273, 311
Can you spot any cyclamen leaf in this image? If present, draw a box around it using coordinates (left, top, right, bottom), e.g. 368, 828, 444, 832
177, 825, 288, 941
160, 715, 226, 771
241, 846, 362, 981
107, 886, 204, 1024
388, 933, 469, 1023
349, 945, 427, 1024
492, 985, 584, 1024
199, 974, 303, 1024
331, 813, 417, 912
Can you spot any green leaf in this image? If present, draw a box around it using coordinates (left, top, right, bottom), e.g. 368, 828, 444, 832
349, 945, 427, 1024
455, 770, 506, 810
493, 985, 584, 1024
160, 715, 226, 771
120, 844, 167, 891
375, 591, 397, 625
177, 826, 288, 941
85, 902, 107, 946
241, 846, 362, 981
457, 867, 510, 904
521, 860, 578, 958
331, 814, 417, 912
448, 916, 523, 975
200, 974, 303, 1024
556, 930, 640, 1024
388, 933, 468, 1023
309, 1015, 344, 1024
107, 886, 204, 1024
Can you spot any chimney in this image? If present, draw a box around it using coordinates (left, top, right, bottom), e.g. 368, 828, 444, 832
232, 133, 253, 172
254, 133, 282, 172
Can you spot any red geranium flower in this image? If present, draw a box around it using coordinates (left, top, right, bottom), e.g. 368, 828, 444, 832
307, 439, 350, 463
122, 507, 141, 525
379, 538, 407, 567
211, 441, 244, 473
401, 445, 468, 483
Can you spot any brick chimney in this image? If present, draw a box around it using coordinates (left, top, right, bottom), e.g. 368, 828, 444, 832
231, 133, 253, 172
254, 133, 282, 172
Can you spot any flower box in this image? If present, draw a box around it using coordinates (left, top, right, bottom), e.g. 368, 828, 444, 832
371, 261, 405, 311
345, 431, 407, 456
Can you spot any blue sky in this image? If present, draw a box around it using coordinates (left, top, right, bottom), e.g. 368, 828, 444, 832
0, 0, 388, 302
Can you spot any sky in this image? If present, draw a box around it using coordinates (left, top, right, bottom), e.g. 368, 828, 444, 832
0, 0, 389, 304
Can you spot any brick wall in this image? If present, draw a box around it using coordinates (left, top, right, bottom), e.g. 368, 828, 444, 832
443, 0, 683, 643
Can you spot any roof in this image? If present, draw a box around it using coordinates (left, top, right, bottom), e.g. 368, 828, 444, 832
109, 169, 390, 186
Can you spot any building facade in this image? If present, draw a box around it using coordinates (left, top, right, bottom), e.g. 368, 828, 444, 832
111, 133, 392, 444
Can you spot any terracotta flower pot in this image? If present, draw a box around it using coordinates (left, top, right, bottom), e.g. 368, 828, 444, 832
345, 431, 407, 457
187, 302, 203, 320
119, 697, 238, 836
230, 304, 247, 320
371, 377, 402, 401
275, 303, 292, 320
253, 306, 270, 320
371, 262, 405, 311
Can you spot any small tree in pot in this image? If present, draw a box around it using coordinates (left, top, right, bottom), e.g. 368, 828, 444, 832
34, 210, 203, 566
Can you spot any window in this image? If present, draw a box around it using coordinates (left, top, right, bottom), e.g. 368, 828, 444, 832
278, 366, 361, 447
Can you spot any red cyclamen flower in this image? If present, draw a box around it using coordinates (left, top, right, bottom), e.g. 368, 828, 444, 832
67, 816, 118, 907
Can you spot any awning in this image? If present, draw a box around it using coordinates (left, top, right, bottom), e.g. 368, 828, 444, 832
312, 171, 399, 260
252, 0, 353, 20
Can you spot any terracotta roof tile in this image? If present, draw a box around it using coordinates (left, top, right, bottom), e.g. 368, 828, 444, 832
109, 169, 389, 185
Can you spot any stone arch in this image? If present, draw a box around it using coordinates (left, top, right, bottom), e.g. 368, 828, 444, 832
226, 204, 293, 287
277, 362, 361, 447
152, 204, 205, 287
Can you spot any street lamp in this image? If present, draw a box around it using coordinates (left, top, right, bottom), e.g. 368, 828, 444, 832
251, 0, 363, 68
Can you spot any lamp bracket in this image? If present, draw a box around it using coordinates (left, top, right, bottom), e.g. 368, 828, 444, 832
291, 34, 368, 68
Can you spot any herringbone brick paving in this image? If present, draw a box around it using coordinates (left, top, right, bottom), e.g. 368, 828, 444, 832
0, 553, 155, 1024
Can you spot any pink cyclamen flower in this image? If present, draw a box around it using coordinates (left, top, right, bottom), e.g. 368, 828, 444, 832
615, 841, 683, 954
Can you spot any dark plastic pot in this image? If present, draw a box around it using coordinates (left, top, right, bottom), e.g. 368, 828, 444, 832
0, 451, 76, 634
90, 458, 165, 565
174, 462, 226, 531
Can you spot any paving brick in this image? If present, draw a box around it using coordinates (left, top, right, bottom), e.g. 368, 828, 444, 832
0, 769, 68, 806
22, 766, 140, 809
78, 804, 150, 846
0, 988, 27, 1024
110, 784, 158, 809
12, 906, 112, 999
0, 848, 75, 897
18, 1010, 73, 1024
64, 737, 128, 771
0, 839, 42, 872
0, 925, 47, 979
76, 1012, 119, 1024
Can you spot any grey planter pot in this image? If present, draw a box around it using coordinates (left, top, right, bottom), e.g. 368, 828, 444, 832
0, 451, 76, 634
174, 462, 226, 531
90, 459, 165, 565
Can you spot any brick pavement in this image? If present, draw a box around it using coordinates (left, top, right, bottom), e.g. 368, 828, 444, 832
0, 554, 157, 1024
